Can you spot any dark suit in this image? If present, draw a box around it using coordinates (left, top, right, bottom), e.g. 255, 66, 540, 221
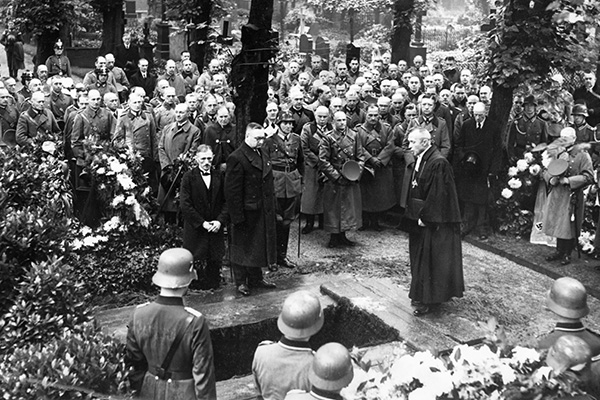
115, 44, 140, 78
180, 167, 228, 288
225, 143, 277, 284
130, 71, 157, 100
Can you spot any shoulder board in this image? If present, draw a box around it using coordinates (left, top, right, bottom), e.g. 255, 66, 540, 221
136, 302, 149, 308
184, 306, 202, 318
258, 340, 275, 346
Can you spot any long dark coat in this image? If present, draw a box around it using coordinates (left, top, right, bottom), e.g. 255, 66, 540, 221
319, 128, 366, 233
356, 121, 396, 212
300, 122, 329, 214
180, 167, 228, 262
454, 117, 502, 205
225, 143, 277, 267
401, 146, 464, 304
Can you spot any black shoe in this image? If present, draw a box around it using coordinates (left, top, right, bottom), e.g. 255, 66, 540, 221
301, 224, 314, 234
372, 222, 383, 232
268, 264, 279, 272
561, 255, 571, 266
237, 284, 250, 296
327, 235, 340, 248
413, 306, 431, 316
278, 258, 297, 269
410, 299, 422, 306
249, 279, 277, 289
546, 252, 563, 262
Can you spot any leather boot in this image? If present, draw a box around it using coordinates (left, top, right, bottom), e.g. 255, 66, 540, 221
302, 214, 314, 234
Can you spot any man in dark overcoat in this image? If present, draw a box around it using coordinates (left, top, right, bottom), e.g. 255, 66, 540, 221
319, 111, 366, 248
264, 111, 304, 269
454, 102, 502, 239
225, 123, 277, 296
15, 91, 61, 147
180, 145, 228, 290
401, 128, 464, 316
356, 105, 396, 230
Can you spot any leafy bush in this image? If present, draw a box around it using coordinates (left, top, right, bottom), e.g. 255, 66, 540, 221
0, 145, 74, 315
0, 321, 131, 399
71, 225, 182, 302
0, 257, 90, 353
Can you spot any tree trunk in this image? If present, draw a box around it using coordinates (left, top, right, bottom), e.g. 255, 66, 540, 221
99, 1, 124, 55
232, 0, 275, 145
189, 0, 212, 72
35, 32, 60, 67
391, 0, 414, 64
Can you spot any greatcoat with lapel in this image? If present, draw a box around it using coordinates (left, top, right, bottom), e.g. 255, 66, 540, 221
300, 121, 329, 214
15, 107, 60, 146
356, 120, 396, 212
225, 143, 277, 268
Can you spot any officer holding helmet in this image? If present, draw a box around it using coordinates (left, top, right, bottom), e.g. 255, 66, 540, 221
126, 248, 217, 399
284, 342, 354, 399
252, 290, 324, 400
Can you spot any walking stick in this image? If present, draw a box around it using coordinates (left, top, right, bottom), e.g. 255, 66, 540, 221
297, 214, 302, 258
158, 165, 184, 212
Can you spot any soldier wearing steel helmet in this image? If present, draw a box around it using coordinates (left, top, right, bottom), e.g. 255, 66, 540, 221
252, 290, 324, 400
571, 104, 597, 144
537, 277, 600, 358
284, 342, 354, 400
126, 248, 217, 399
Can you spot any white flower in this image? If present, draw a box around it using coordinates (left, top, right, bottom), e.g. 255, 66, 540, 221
142, 187, 151, 197
103, 216, 120, 232
529, 164, 541, 176
117, 174, 136, 190
510, 346, 540, 366
516, 159, 529, 172
134, 201, 151, 227
523, 152, 534, 163
508, 178, 522, 189
409, 386, 438, 400
112, 195, 125, 207
498, 363, 517, 384
96, 167, 106, 175
125, 195, 136, 205
109, 160, 126, 173
507, 167, 519, 177
501, 188, 513, 199
541, 151, 551, 168
42, 141, 56, 155
71, 238, 83, 250
81, 226, 92, 236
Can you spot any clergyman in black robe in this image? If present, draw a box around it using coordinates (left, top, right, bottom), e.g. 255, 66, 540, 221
401, 127, 464, 316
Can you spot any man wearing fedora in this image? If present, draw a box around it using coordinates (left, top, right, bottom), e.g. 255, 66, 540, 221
318, 111, 366, 248
126, 248, 217, 399
507, 94, 548, 163
253, 290, 324, 400
454, 102, 502, 240
264, 111, 304, 269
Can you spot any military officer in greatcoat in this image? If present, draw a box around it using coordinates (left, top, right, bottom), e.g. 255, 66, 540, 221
0, 87, 19, 147
265, 111, 304, 269
158, 103, 202, 223
253, 290, 324, 400
300, 106, 330, 234
126, 248, 217, 399
356, 104, 396, 230
45, 76, 73, 127
113, 93, 159, 193
319, 111, 366, 248
507, 95, 549, 163
15, 91, 61, 147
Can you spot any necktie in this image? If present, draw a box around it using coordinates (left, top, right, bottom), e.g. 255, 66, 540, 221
201, 171, 210, 176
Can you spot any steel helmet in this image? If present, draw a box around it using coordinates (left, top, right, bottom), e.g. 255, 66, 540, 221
309, 342, 354, 391
152, 248, 197, 289
277, 290, 324, 339
546, 277, 589, 319
572, 104, 589, 117
546, 335, 591, 375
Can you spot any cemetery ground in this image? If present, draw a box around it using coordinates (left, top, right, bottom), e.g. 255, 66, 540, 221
97, 216, 600, 398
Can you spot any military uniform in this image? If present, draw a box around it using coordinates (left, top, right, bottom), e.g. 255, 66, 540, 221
0, 103, 19, 147
15, 107, 60, 146
300, 121, 329, 215
158, 73, 187, 102
319, 127, 366, 233
45, 90, 73, 123
154, 103, 177, 141
72, 106, 117, 164
507, 115, 548, 162
181, 72, 199, 95
126, 296, 217, 400
202, 122, 236, 171
265, 129, 304, 264
405, 115, 451, 158
252, 338, 314, 400
356, 121, 396, 216
538, 321, 600, 357
343, 105, 365, 129
45, 54, 71, 77
290, 106, 315, 135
